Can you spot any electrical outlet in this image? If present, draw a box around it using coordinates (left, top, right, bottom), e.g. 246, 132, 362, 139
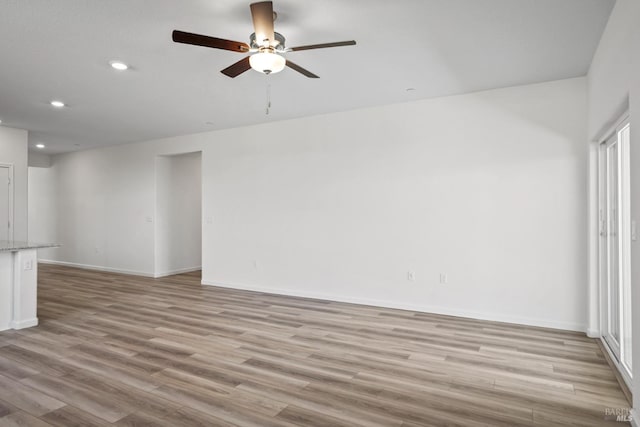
23, 259, 33, 271
439, 273, 448, 284
407, 271, 415, 281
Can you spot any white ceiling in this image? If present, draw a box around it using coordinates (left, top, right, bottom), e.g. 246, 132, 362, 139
0, 0, 614, 154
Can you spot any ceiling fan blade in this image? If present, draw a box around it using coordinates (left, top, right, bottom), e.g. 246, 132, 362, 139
221, 57, 252, 78
172, 30, 249, 52
250, 1, 275, 46
285, 60, 319, 78
288, 40, 356, 52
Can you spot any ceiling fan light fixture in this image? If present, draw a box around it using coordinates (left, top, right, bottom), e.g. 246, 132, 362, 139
249, 52, 285, 74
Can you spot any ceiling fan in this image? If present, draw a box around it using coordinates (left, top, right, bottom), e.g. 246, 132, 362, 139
172, 1, 356, 78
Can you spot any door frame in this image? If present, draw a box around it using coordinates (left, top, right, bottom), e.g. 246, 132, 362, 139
0, 163, 14, 241
153, 151, 203, 278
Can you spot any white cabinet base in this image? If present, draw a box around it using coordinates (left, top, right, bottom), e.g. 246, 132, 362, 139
0, 249, 39, 331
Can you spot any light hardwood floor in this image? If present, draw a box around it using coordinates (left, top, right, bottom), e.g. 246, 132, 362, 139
0, 264, 631, 426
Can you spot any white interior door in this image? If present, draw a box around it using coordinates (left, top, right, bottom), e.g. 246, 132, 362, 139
0, 166, 11, 241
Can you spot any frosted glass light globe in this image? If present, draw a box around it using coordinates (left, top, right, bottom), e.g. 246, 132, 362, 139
250, 52, 286, 74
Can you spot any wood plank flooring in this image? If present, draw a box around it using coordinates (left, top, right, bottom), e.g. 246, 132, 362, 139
0, 264, 631, 426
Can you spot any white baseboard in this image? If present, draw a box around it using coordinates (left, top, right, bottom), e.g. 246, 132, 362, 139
39, 259, 155, 278
39, 259, 202, 279
154, 266, 202, 278
10, 318, 38, 329
201, 280, 586, 332
631, 409, 638, 427
586, 328, 600, 338
34, 261, 588, 332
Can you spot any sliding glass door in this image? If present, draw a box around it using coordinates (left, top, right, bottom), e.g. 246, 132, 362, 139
602, 134, 621, 357
599, 117, 632, 379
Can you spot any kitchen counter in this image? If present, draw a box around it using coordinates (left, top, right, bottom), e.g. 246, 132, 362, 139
0, 241, 59, 330
0, 240, 59, 252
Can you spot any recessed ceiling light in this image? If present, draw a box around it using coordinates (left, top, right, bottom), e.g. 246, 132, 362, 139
110, 61, 129, 71
50, 100, 65, 108
36, 144, 45, 149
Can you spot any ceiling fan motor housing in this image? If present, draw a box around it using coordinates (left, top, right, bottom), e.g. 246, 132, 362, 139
250, 32, 286, 51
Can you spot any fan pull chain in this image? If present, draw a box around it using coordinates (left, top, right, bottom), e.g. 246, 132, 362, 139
265, 82, 272, 115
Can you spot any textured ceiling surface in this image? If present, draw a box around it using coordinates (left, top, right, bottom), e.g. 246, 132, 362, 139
0, 0, 615, 153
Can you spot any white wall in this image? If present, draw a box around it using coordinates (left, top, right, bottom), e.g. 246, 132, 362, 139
0, 126, 28, 241
48, 144, 157, 275
155, 152, 202, 277
587, 0, 640, 418
27, 167, 58, 259
38, 77, 589, 331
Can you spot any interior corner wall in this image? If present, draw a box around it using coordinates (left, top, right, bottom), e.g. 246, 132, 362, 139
41, 77, 588, 331
154, 152, 202, 277
28, 151, 51, 168
0, 126, 28, 241
586, 0, 640, 415
27, 166, 58, 259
